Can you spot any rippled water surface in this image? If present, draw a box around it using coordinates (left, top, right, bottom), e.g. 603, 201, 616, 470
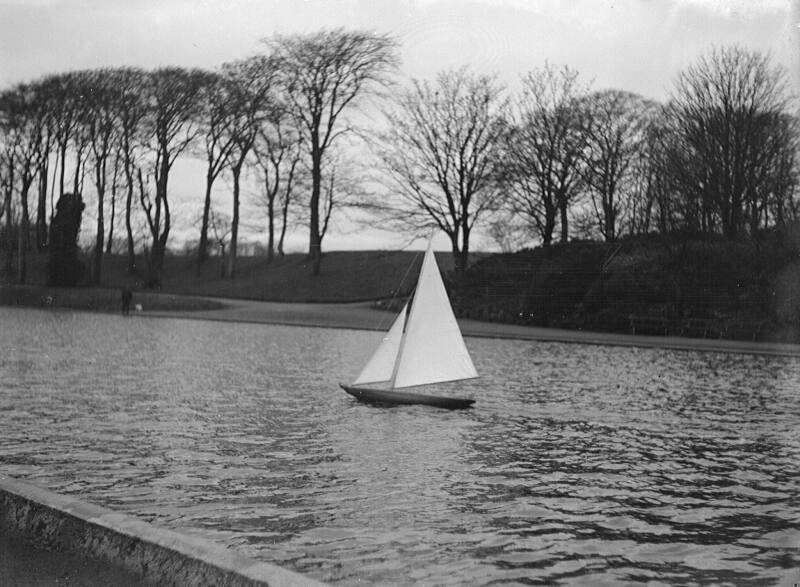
1, 307, 799, 585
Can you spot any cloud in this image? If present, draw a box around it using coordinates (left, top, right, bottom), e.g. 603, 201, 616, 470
0, 0, 794, 100
671, 0, 789, 17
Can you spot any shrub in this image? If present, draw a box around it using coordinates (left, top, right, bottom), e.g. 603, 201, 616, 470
47, 193, 86, 286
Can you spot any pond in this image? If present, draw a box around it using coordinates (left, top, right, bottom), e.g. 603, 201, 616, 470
1, 307, 799, 585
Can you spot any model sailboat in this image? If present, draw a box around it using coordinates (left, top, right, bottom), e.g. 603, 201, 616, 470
340, 240, 477, 409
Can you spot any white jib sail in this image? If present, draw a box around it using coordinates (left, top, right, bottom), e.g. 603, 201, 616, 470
391, 242, 478, 389
353, 303, 408, 385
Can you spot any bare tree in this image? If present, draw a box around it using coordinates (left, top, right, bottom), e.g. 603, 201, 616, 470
487, 211, 530, 253
0, 90, 23, 274
666, 45, 796, 237
105, 146, 122, 254
762, 113, 800, 226
220, 56, 278, 278
114, 67, 148, 275
65, 77, 92, 201
208, 207, 231, 277
580, 89, 655, 241
377, 67, 507, 279
252, 106, 303, 261
266, 28, 399, 275
626, 106, 668, 235
39, 73, 81, 200
195, 70, 235, 263
0, 84, 48, 282
79, 69, 119, 283
317, 144, 365, 246
34, 93, 56, 251
139, 67, 207, 286
504, 64, 590, 245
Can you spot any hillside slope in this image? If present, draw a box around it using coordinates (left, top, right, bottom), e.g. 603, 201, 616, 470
3, 229, 798, 342
454, 230, 800, 343
4, 249, 449, 303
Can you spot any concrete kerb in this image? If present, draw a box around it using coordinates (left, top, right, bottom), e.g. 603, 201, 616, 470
0, 475, 326, 587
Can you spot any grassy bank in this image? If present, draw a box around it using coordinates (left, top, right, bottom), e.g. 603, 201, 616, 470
454, 230, 800, 343
0, 284, 225, 314
0, 249, 449, 315
2, 230, 798, 343
2, 249, 445, 303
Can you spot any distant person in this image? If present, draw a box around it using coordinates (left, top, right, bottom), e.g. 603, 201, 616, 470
121, 289, 133, 315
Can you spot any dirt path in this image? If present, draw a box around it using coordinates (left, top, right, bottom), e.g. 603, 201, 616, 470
143, 298, 800, 358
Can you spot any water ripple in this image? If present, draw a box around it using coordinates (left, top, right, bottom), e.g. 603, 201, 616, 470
1, 307, 798, 585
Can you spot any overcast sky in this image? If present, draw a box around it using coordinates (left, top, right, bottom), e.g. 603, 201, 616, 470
1, 0, 798, 250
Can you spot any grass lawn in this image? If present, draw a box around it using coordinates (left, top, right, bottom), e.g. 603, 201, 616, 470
1, 249, 455, 309
3, 233, 798, 343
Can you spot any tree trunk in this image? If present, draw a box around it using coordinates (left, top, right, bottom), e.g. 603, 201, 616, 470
146, 148, 172, 287
775, 192, 785, 226
559, 200, 569, 243
543, 202, 557, 245
309, 144, 322, 275
59, 143, 67, 199
277, 157, 298, 258
18, 183, 31, 283
93, 190, 104, 284
21, 177, 32, 250
198, 173, 213, 263
731, 186, 743, 237
124, 154, 136, 275
605, 200, 616, 242
107, 157, 119, 255
106, 187, 116, 254
267, 195, 275, 262
449, 231, 466, 283
4, 165, 14, 274
93, 157, 106, 283
227, 163, 242, 279
73, 151, 82, 196
50, 152, 57, 219
17, 220, 26, 284
149, 238, 166, 287
456, 245, 468, 283
125, 176, 136, 274
36, 161, 48, 251
278, 193, 289, 257
718, 188, 733, 237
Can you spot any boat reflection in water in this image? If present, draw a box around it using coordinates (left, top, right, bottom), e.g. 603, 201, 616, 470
1, 307, 798, 585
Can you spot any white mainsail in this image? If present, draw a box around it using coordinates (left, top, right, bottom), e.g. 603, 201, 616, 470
353, 303, 408, 385
390, 241, 478, 389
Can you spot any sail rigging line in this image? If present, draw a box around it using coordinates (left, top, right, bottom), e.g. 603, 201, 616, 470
371, 248, 423, 333
353, 302, 407, 386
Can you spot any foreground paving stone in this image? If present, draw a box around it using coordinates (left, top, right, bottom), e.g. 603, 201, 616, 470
0, 529, 151, 586
0, 475, 326, 587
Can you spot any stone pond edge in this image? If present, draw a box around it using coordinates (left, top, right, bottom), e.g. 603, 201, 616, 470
0, 475, 326, 587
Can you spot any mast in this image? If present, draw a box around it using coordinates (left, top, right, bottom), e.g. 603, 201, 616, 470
389, 291, 413, 389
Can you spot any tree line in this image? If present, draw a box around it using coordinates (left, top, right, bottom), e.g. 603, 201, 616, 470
1, 29, 797, 288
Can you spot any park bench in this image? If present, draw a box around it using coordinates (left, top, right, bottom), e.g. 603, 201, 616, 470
629, 313, 767, 340
679, 317, 722, 338
628, 314, 670, 336
720, 318, 766, 341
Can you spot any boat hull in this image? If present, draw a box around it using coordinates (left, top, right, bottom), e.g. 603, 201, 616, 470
340, 384, 475, 410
